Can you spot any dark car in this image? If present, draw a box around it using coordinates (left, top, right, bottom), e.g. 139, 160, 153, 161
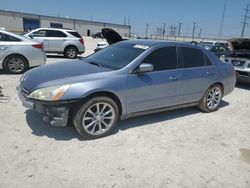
94, 28, 124, 52
221, 38, 250, 83
209, 45, 231, 58
200, 44, 231, 58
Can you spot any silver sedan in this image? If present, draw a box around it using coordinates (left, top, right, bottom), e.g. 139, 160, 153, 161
0, 29, 46, 74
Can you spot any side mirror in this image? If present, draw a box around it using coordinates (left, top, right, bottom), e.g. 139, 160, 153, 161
29, 34, 34, 39
135, 63, 154, 73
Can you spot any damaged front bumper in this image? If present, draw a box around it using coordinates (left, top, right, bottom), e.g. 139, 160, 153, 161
18, 86, 77, 127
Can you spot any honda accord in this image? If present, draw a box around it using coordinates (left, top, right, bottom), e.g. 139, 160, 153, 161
18, 40, 236, 139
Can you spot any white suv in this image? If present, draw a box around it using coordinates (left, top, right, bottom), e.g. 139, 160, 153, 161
24, 28, 85, 58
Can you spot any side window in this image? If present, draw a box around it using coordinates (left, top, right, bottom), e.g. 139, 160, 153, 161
180, 47, 206, 68
47, 30, 67, 37
32, 30, 46, 37
0, 33, 21, 42
141, 47, 178, 71
204, 54, 213, 66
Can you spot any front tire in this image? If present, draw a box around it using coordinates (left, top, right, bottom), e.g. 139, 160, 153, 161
73, 97, 119, 139
199, 84, 223, 112
64, 46, 78, 59
3, 55, 28, 74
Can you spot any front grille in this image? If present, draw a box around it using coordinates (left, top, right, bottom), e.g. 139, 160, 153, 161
21, 87, 30, 97
231, 60, 246, 67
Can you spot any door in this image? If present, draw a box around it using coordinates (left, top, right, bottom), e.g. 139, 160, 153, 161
126, 46, 181, 114
31, 29, 50, 51
0, 32, 21, 59
46, 30, 67, 52
178, 47, 217, 103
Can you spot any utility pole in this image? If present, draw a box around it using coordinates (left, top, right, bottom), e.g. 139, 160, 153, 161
178, 22, 182, 37
145, 23, 149, 38
192, 22, 196, 40
198, 28, 202, 38
123, 16, 126, 25
241, 4, 250, 37
128, 16, 130, 26
163, 23, 166, 36
218, 5, 226, 39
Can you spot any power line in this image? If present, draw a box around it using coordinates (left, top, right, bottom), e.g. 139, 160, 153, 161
241, 4, 250, 37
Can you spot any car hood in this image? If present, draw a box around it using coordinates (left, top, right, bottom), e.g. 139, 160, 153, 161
102, 28, 123, 45
21, 60, 112, 92
229, 38, 250, 51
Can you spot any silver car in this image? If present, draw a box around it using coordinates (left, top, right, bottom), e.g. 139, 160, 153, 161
24, 28, 85, 59
0, 29, 46, 74
18, 40, 236, 139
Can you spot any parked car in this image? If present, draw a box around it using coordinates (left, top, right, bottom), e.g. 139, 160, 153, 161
94, 28, 123, 52
211, 45, 230, 57
0, 29, 46, 74
221, 38, 250, 83
18, 39, 236, 139
24, 28, 85, 59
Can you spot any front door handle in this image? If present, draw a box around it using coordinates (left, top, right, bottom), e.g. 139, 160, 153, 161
206, 71, 215, 76
0, 46, 7, 50
169, 75, 178, 81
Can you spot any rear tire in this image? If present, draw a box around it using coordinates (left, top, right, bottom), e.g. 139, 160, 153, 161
64, 46, 78, 59
199, 84, 223, 112
3, 55, 28, 74
73, 97, 119, 139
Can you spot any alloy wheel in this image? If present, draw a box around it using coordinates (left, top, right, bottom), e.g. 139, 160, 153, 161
82, 102, 115, 136
8, 58, 25, 73
206, 86, 222, 110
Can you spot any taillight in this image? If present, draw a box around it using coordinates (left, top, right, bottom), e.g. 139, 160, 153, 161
79, 38, 84, 45
32, 43, 44, 49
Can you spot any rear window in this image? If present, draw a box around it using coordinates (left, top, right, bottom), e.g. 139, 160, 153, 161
180, 47, 206, 68
68, 31, 82, 38
0, 32, 21, 42
47, 30, 67, 37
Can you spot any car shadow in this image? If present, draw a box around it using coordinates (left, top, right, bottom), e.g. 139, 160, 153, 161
235, 82, 250, 90
25, 110, 84, 141
25, 100, 229, 141
114, 100, 229, 134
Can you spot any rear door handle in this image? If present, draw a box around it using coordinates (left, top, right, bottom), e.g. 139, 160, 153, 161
0, 46, 7, 50
206, 71, 215, 76
169, 75, 178, 81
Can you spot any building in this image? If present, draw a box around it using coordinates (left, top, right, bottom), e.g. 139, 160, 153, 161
0, 10, 131, 37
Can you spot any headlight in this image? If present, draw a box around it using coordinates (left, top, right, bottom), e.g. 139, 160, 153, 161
28, 85, 70, 101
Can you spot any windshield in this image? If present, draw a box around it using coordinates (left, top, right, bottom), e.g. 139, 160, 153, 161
83, 43, 147, 70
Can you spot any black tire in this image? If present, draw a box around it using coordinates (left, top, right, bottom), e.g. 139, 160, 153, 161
73, 96, 119, 139
3, 55, 28, 74
64, 46, 78, 59
198, 84, 223, 113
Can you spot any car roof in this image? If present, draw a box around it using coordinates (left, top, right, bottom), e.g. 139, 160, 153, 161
34, 28, 77, 32
119, 39, 203, 49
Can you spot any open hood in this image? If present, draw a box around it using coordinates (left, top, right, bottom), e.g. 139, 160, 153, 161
102, 28, 123, 45
229, 38, 250, 51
